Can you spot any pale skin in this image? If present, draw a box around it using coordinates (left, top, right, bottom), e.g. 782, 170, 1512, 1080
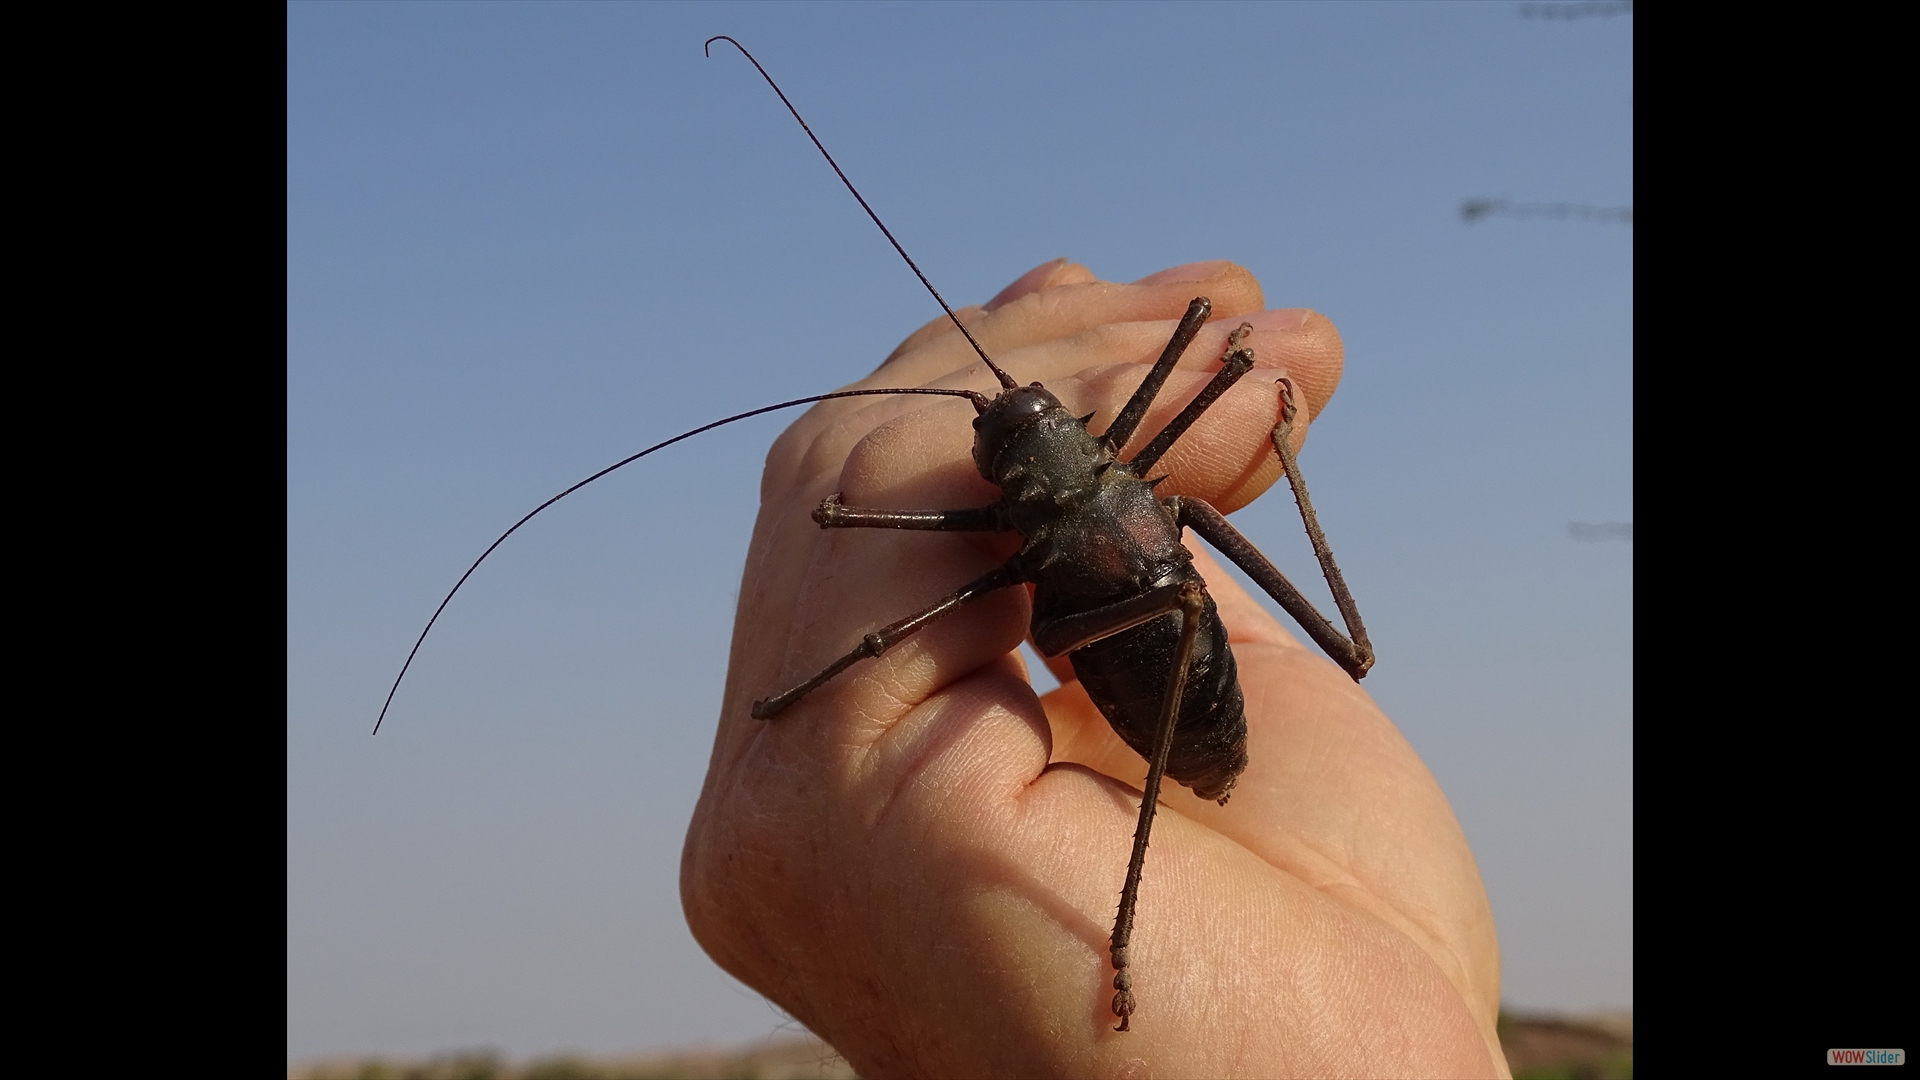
681, 258, 1510, 1079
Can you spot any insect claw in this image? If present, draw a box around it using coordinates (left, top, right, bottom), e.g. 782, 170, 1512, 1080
1275, 376, 1299, 427
812, 493, 844, 529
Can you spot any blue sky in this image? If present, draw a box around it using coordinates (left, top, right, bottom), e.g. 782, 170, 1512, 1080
289, 1, 1631, 1061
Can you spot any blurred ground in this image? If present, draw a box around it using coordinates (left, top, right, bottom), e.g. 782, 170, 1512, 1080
287, 1010, 1631, 1079
287, 1029, 855, 1080
1498, 1010, 1633, 1080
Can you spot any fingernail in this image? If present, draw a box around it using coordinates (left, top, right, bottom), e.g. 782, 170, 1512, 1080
1238, 308, 1312, 332
986, 258, 1071, 311
1132, 260, 1229, 286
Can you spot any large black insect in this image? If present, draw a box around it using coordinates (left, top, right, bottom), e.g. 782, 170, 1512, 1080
377, 37, 1374, 1033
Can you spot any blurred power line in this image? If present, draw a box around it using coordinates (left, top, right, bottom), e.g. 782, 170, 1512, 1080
1567, 522, 1632, 541
1462, 198, 1632, 225
1477, 1, 1632, 228
1521, 1, 1633, 17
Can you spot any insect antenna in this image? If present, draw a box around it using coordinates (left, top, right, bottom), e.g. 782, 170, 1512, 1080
705, 35, 1020, 392
374, 386, 989, 735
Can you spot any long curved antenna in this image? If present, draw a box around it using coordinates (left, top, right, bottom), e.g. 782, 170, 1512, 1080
374, 386, 988, 734
705, 35, 1019, 391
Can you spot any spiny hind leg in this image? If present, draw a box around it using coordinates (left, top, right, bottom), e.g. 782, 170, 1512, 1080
1107, 581, 1208, 1032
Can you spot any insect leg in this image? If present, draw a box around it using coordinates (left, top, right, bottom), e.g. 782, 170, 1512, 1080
1267, 379, 1374, 676
810, 494, 1012, 532
750, 561, 1027, 719
1174, 495, 1374, 680
1107, 580, 1208, 1033
1125, 330, 1257, 476
1029, 581, 1188, 659
1028, 579, 1209, 1030
1100, 298, 1215, 454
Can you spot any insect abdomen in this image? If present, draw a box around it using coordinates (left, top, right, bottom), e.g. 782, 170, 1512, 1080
1067, 574, 1249, 804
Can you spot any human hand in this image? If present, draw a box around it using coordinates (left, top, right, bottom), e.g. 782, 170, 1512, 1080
681, 259, 1508, 1078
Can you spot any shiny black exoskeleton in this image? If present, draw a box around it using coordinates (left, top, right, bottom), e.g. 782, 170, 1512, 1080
976, 383, 1246, 802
